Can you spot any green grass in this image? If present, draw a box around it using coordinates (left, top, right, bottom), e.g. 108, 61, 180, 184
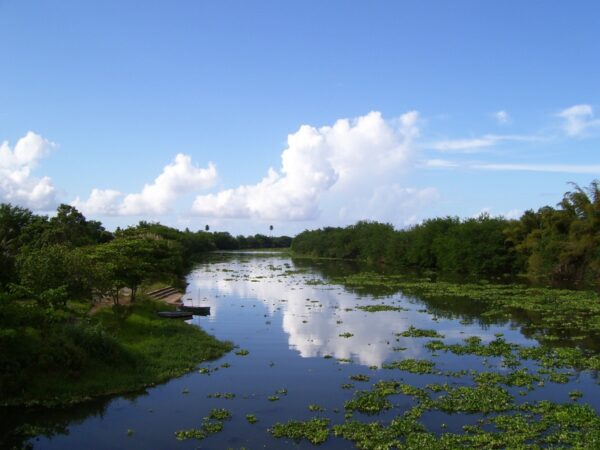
2, 298, 232, 406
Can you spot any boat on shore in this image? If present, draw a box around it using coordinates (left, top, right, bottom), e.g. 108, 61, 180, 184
157, 311, 193, 319
178, 305, 211, 315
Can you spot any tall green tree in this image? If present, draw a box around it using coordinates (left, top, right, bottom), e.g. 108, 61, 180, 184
16, 244, 91, 307
0, 204, 36, 287
89, 236, 183, 303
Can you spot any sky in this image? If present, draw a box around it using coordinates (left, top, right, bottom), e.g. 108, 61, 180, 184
1, 1, 599, 236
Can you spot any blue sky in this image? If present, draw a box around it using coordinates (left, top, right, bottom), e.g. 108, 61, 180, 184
1, 1, 599, 235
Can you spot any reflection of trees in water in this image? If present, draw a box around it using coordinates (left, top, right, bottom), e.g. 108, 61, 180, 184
10, 255, 597, 448
413, 295, 600, 351
291, 257, 367, 278
1, 390, 148, 449
292, 257, 600, 352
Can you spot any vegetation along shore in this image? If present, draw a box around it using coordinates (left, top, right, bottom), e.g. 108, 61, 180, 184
0, 203, 290, 406
2, 181, 600, 448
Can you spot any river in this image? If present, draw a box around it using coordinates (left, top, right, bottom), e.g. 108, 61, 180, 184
7, 252, 600, 449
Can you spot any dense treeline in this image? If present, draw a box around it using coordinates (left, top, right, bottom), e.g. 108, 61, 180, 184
0, 203, 291, 298
0, 203, 288, 400
292, 181, 600, 288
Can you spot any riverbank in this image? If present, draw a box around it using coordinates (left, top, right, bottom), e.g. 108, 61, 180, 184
0, 297, 233, 408
5, 253, 600, 449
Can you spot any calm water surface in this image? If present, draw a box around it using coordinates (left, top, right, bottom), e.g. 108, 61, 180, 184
7, 253, 600, 449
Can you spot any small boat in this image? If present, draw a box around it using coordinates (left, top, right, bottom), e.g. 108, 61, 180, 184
178, 305, 211, 316
157, 311, 193, 319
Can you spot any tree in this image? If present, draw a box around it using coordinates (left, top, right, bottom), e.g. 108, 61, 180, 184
16, 244, 91, 307
88, 236, 183, 303
212, 232, 239, 250
16, 204, 113, 249
0, 204, 36, 287
205, 224, 210, 232
556, 181, 600, 286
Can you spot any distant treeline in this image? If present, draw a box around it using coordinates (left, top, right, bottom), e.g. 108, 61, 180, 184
0, 203, 291, 302
292, 181, 600, 288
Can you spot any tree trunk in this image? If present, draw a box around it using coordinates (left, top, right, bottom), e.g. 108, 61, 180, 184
112, 287, 119, 305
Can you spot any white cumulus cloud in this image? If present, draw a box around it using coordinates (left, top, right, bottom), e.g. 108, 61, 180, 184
72, 188, 123, 216
73, 153, 217, 215
0, 131, 57, 209
365, 184, 440, 224
558, 104, 600, 136
193, 111, 423, 221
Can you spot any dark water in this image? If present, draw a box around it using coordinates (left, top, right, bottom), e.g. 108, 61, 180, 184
5, 253, 600, 449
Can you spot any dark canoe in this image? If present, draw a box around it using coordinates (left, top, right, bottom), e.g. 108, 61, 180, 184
178, 305, 211, 316
157, 311, 194, 319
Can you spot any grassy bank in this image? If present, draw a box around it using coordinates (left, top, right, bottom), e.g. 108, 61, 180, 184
0, 298, 232, 407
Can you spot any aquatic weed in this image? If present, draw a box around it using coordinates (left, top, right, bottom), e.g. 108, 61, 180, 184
381, 359, 436, 374
396, 326, 444, 338
269, 418, 330, 444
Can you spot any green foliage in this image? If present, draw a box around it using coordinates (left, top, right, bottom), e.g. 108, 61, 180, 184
396, 326, 444, 338
0, 300, 124, 399
0, 204, 36, 288
381, 359, 436, 374
207, 408, 232, 421
269, 418, 330, 444
1, 202, 292, 306
207, 392, 235, 399
16, 244, 91, 306
236, 233, 292, 249
291, 180, 600, 286
344, 390, 392, 414
356, 304, 406, 312
48, 204, 112, 247
433, 385, 514, 413
1, 298, 232, 406
507, 181, 600, 287
338, 272, 600, 345
88, 235, 183, 303
333, 418, 425, 450
292, 216, 517, 274
174, 418, 224, 441
350, 374, 370, 382
292, 221, 395, 261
